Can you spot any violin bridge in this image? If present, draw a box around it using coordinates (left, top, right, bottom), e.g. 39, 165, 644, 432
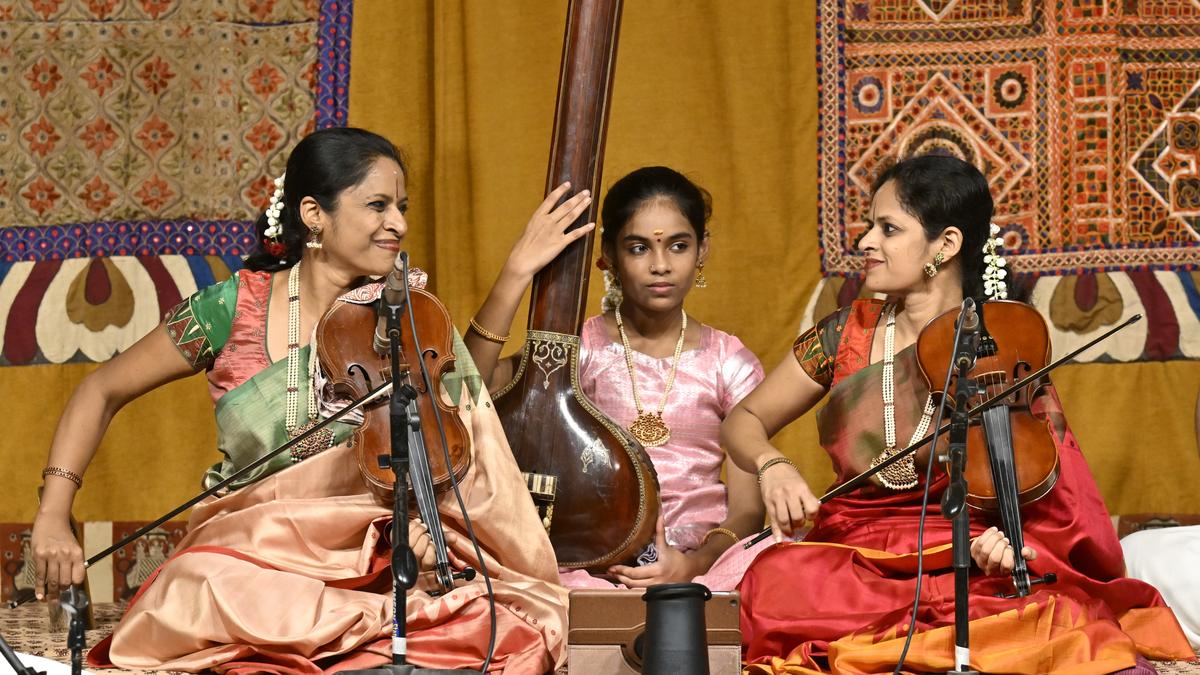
522, 471, 559, 532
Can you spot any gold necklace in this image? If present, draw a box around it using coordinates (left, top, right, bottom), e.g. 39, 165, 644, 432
614, 303, 687, 448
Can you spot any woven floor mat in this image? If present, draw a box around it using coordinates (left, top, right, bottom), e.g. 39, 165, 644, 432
1, 602, 1195, 674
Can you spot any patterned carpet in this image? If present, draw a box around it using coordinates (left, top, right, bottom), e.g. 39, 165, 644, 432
1, 601, 1196, 674
1, 602, 184, 674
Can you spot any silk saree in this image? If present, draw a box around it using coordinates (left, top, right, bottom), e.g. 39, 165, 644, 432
89, 269, 569, 674
739, 300, 1192, 674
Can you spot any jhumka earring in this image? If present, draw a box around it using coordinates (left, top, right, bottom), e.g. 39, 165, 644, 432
306, 227, 323, 250
694, 262, 708, 288
923, 251, 944, 278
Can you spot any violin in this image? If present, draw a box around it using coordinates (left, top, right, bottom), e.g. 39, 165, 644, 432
314, 286, 472, 500
315, 283, 472, 590
916, 300, 1060, 596
744, 308, 1141, 560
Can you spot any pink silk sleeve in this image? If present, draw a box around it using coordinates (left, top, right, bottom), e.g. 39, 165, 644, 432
719, 335, 765, 414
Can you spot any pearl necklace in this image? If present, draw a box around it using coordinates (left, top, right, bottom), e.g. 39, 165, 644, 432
284, 261, 335, 462
614, 304, 687, 448
869, 304, 936, 490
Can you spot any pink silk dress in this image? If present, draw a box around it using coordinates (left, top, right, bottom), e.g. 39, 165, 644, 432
558, 315, 765, 590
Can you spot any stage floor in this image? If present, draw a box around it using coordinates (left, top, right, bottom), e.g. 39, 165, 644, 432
2, 602, 1196, 674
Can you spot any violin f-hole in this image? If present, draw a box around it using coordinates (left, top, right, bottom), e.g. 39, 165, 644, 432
347, 363, 374, 390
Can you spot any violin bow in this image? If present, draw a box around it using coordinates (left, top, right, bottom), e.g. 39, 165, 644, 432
9, 378, 395, 610
745, 312, 1142, 548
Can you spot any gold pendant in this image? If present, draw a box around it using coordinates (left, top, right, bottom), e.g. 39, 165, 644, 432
869, 446, 918, 490
629, 412, 671, 448
289, 420, 336, 463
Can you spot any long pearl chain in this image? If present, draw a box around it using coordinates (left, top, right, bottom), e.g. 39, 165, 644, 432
284, 261, 334, 462
872, 304, 936, 490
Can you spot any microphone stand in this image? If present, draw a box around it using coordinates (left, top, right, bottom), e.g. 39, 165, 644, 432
343, 277, 478, 675
940, 303, 981, 675
59, 586, 89, 675
384, 295, 419, 669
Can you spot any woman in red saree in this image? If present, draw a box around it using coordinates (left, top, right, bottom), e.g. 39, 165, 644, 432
721, 154, 1193, 674
30, 128, 569, 674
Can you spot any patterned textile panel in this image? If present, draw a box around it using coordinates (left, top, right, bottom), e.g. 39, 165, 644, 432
0, 0, 352, 366
816, 0, 1200, 361
1, 520, 188, 606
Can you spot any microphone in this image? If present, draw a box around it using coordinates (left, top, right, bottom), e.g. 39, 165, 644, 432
374, 251, 409, 356
954, 298, 980, 371
960, 297, 979, 333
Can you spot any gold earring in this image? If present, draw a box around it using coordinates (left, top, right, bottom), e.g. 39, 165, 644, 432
695, 262, 708, 288
306, 227, 322, 250
924, 251, 944, 278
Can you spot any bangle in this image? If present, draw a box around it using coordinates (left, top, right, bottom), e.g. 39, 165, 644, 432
756, 456, 797, 485
42, 466, 82, 488
468, 318, 510, 345
702, 527, 739, 547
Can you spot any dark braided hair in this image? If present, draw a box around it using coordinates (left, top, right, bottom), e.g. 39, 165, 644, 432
871, 154, 993, 300
600, 166, 712, 254
244, 127, 405, 272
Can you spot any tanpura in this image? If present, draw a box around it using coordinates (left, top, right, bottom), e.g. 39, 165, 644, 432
492, 0, 663, 572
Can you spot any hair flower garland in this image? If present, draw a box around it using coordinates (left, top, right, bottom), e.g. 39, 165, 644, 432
263, 173, 286, 240
982, 222, 1008, 300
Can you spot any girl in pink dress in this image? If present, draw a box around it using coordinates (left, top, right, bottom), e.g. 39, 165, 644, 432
465, 166, 768, 590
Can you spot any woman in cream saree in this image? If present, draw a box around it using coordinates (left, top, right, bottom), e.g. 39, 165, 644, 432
32, 127, 570, 674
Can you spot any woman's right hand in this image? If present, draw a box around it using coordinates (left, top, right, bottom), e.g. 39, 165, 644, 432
759, 458, 820, 542
30, 512, 85, 600
503, 182, 595, 280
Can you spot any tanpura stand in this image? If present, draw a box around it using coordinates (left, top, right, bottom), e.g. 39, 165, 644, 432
494, 0, 662, 574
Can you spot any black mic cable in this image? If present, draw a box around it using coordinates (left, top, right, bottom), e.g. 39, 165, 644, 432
398, 252, 498, 672
893, 297, 975, 675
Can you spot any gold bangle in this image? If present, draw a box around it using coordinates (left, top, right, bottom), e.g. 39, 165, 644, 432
42, 466, 82, 488
756, 456, 797, 485
702, 527, 740, 547
468, 318, 510, 345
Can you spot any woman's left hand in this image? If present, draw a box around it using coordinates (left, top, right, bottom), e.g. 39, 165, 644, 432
970, 526, 1038, 576
409, 519, 437, 572
503, 182, 595, 281
607, 517, 703, 587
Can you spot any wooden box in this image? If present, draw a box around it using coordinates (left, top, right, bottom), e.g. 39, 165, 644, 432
567, 588, 741, 674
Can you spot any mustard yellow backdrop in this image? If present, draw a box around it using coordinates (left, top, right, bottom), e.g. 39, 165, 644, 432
3, 0, 1197, 524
